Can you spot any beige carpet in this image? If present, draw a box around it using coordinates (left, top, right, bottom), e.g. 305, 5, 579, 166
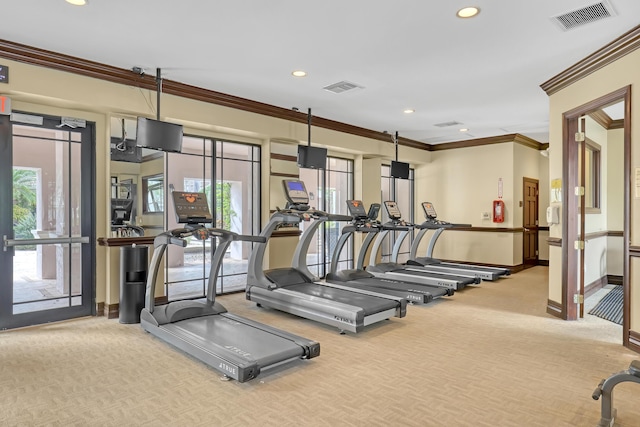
1, 266, 639, 426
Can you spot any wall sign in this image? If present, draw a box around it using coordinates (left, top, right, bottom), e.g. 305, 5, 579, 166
0, 65, 8, 83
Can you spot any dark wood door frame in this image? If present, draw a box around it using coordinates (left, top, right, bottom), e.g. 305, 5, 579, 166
523, 177, 539, 268
561, 86, 631, 348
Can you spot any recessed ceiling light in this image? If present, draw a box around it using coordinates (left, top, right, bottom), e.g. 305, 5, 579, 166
459, 128, 469, 132
66, 0, 88, 5
292, 70, 307, 77
457, 7, 480, 18
404, 109, 415, 114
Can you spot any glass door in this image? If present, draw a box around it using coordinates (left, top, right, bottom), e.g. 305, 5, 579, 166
0, 113, 94, 329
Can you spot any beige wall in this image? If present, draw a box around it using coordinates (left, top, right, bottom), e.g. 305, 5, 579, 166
538, 152, 550, 261
607, 128, 625, 277
547, 47, 640, 330
418, 141, 544, 266
2, 55, 546, 307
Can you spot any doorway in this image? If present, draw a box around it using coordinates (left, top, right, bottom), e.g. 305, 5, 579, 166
523, 177, 539, 269
561, 86, 630, 347
0, 113, 95, 329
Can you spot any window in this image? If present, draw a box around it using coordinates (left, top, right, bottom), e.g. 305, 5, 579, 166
142, 174, 164, 213
381, 165, 414, 263
299, 156, 354, 278
165, 136, 261, 300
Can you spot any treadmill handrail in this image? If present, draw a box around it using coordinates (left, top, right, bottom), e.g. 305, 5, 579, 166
145, 227, 262, 313
248, 211, 303, 290
411, 214, 471, 259
364, 220, 415, 268
293, 209, 366, 279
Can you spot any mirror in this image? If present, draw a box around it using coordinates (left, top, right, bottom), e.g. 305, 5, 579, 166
142, 173, 164, 213
110, 117, 164, 236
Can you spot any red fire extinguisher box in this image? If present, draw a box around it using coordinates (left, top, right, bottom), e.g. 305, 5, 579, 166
493, 199, 505, 223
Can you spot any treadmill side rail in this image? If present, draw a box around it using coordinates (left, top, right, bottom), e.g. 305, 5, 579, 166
247, 286, 398, 333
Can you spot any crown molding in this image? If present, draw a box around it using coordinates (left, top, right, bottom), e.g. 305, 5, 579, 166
0, 38, 429, 151
0, 38, 551, 155
429, 133, 545, 152
540, 24, 640, 95
588, 109, 613, 129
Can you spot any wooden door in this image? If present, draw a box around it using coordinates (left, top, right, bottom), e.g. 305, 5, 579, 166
523, 178, 539, 268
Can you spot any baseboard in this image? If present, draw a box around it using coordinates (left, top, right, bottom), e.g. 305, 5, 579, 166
607, 275, 623, 285
547, 299, 564, 319
105, 303, 119, 319
96, 302, 105, 317
628, 330, 640, 353
585, 276, 608, 298
538, 260, 549, 266
508, 264, 525, 274
104, 296, 169, 320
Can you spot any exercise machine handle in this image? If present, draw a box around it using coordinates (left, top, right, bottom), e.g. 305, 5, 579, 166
169, 236, 189, 247
239, 235, 267, 243
592, 379, 604, 400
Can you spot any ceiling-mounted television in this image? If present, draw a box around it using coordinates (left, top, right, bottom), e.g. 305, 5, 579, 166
110, 137, 142, 163
135, 117, 183, 153
390, 160, 410, 179
297, 145, 327, 169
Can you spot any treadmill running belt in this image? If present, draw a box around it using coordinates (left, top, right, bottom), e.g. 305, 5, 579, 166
164, 315, 304, 367
285, 282, 397, 316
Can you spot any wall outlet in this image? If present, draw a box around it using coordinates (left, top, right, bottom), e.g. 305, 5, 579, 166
481, 212, 491, 220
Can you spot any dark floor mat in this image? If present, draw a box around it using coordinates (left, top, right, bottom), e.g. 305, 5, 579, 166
588, 286, 623, 325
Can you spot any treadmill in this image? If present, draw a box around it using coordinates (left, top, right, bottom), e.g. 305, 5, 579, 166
405, 202, 511, 281
140, 191, 320, 382
246, 179, 408, 334
322, 200, 453, 304
364, 201, 481, 291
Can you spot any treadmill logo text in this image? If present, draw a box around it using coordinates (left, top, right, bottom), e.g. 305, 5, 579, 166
334, 316, 354, 324
219, 363, 237, 376
225, 345, 252, 358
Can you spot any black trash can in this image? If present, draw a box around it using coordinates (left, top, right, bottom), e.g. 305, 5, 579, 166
119, 244, 148, 324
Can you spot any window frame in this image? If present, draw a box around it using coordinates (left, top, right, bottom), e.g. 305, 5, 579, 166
583, 138, 601, 214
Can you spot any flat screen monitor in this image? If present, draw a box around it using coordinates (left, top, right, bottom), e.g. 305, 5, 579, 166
136, 117, 184, 153
390, 161, 410, 179
297, 145, 327, 169
111, 198, 133, 225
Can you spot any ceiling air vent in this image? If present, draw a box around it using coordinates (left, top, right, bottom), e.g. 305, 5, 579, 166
323, 81, 363, 94
433, 121, 462, 128
551, 1, 616, 31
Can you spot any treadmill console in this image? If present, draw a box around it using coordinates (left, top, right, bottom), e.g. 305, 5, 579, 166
384, 201, 402, 220
368, 203, 380, 221
172, 191, 213, 224
422, 202, 438, 219
346, 200, 368, 219
282, 179, 310, 210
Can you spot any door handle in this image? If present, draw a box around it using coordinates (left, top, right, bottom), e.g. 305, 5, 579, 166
524, 228, 530, 232
4, 235, 90, 251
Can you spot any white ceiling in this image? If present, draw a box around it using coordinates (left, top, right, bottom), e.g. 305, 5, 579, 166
3, 1, 640, 145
